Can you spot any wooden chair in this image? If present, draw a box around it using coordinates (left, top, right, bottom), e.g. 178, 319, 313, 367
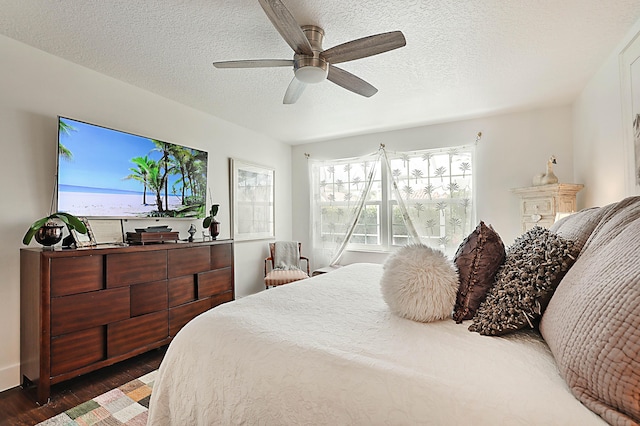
264, 242, 310, 288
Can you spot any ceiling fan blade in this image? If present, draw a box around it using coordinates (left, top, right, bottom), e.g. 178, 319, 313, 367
213, 59, 293, 68
327, 66, 378, 98
283, 76, 306, 104
258, 0, 313, 56
320, 31, 406, 65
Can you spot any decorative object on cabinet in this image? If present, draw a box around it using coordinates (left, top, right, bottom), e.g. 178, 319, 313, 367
188, 224, 197, 242
23, 212, 87, 249
126, 231, 179, 245
20, 239, 234, 404
202, 203, 220, 239
33, 224, 64, 248
89, 219, 125, 244
64, 217, 96, 248
511, 183, 583, 232
532, 155, 558, 186
231, 159, 275, 241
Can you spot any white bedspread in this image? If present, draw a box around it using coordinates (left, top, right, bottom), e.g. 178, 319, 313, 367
148, 263, 604, 425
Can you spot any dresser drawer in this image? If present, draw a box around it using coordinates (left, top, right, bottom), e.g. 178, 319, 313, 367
51, 287, 130, 336
168, 275, 196, 308
168, 247, 210, 278
51, 255, 103, 297
107, 311, 168, 357
130, 279, 168, 316
51, 326, 106, 377
198, 268, 233, 298
106, 251, 167, 288
211, 243, 233, 270
522, 197, 554, 216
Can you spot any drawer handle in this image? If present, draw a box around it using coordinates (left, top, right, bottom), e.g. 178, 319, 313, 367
531, 214, 542, 222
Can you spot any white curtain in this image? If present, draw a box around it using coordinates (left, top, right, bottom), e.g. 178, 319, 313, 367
383, 145, 476, 253
310, 145, 475, 267
309, 150, 381, 266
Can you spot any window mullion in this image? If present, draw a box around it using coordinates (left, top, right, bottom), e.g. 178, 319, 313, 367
379, 160, 390, 250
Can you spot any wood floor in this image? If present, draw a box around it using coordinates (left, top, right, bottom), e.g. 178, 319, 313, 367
0, 346, 166, 426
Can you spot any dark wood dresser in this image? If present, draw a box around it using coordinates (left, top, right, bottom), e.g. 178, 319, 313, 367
20, 239, 234, 404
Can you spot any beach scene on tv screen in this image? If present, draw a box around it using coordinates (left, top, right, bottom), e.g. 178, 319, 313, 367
57, 117, 208, 218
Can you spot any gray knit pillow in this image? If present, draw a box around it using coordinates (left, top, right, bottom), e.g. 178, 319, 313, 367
468, 227, 578, 336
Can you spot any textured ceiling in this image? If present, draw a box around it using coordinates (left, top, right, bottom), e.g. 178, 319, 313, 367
2, 0, 640, 144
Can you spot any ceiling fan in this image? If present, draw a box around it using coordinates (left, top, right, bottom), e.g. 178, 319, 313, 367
212, 0, 406, 104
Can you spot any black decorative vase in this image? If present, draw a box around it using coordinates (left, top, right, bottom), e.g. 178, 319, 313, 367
209, 220, 220, 240
34, 224, 64, 250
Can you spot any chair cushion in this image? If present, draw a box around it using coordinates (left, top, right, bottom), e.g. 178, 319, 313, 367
265, 269, 309, 286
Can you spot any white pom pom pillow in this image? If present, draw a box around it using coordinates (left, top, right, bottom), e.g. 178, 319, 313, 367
380, 244, 459, 322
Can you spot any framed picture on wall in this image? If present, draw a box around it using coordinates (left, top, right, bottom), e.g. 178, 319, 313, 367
230, 158, 275, 241
620, 29, 640, 195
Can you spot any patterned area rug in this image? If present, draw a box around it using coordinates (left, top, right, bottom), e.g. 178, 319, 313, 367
36, 370, 157, 426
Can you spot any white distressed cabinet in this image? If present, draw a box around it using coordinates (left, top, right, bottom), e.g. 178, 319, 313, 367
511, 183, 584, 232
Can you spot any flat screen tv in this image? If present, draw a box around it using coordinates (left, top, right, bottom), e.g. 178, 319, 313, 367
57, 117, 208, 218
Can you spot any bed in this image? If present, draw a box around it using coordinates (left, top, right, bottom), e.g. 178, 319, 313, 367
147, 262, 604, 425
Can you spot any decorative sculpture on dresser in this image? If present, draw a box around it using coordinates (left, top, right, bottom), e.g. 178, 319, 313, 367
532, 155, 558, 186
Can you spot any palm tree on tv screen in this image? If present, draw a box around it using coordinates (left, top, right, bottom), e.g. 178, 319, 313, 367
150, 139, 175, 210
58, 120, 76, 160
130, 139, 207, 217
187, 150, 207, 200
124, 156, 153, 205
145, 160, 165, 212
168, 146, 190, 203
170, 148, 207, 208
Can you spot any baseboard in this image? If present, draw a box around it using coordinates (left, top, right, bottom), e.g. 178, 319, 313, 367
0, 362, 20, 392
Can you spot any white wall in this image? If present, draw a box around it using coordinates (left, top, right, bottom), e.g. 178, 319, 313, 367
0, 35, 292, 392
573, 17, 640, 207
292, 106, 575, 269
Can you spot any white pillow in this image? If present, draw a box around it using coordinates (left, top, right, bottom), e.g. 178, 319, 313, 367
380, 244, 459, 323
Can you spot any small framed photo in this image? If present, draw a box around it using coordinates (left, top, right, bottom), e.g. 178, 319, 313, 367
70, 217, 97, 247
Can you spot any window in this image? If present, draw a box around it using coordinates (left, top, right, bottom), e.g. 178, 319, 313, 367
311, 145, 475, 264
315, 159, 382, 246
385, 148, 474, 250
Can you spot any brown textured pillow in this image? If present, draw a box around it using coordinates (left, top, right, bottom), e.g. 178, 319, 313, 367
452, 221, 505, 323
469, 226, 578, 336
540, 196, 640, 425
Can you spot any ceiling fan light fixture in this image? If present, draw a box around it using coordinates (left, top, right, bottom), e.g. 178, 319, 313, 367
294, 56, 328, 84
295, 65, 328, 84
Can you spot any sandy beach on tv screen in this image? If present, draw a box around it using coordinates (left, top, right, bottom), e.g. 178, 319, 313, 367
58, 191, 183, 217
